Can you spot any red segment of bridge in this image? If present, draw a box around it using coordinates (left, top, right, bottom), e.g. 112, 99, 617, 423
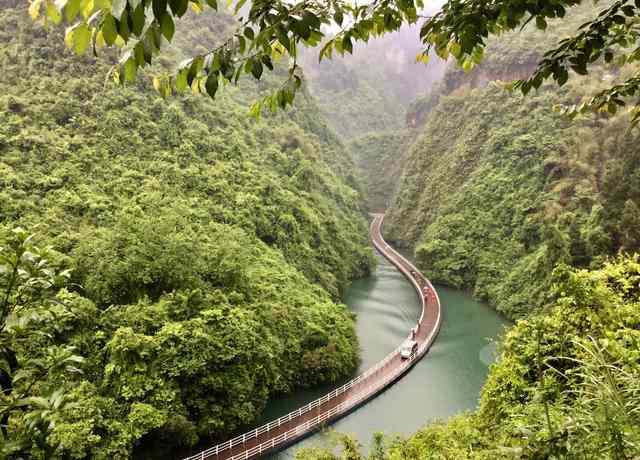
184, 214, 442, 460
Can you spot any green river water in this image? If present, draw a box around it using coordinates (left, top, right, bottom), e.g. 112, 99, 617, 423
258, 250, 510, 458
173, 249, 509, 460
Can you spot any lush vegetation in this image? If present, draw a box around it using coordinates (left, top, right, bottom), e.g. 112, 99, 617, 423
0, 3, 375, 458
386, 8, 640, 320
298, 56, 404, 140
348, 131, 410, 211
298, 23, 446, 139
8, 0, 640, 459
297, 25, 445, 211
31, 0, 640, 122
291, 5, 640, 460
295, 256, 640, 459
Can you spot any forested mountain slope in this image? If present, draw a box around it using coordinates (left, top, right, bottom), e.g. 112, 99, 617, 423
0, 3, 373, 458
292, 4, 640, 459
349, 131, 411, 210
298, 21, 445, 212
385, 5, 640, 319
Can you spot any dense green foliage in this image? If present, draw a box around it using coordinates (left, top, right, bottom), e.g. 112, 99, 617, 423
0, 4, 374, 457
286, 7, 640, 459
32, 0, 640, 121
299, 24, 446, 139
298, 7, 640, 460
297, 25, 444, 211
300, 57, 404, 140
386, 9, 640, 320
294, 256, 640, 459
11, 0, 640, 459
348, 131, 410, 211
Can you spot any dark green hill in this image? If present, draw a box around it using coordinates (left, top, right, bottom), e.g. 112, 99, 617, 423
385, 5, 640, 319
0, 3, 373, 458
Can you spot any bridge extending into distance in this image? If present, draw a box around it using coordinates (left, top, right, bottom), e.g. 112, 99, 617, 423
184, 214, 443, 460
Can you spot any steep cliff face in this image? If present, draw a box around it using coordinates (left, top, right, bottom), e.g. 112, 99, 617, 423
385, 5, 640, 319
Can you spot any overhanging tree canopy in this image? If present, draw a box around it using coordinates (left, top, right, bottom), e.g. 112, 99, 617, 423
29, 0, 640, 120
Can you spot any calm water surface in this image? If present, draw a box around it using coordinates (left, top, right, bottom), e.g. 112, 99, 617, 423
261, 251, 510, 458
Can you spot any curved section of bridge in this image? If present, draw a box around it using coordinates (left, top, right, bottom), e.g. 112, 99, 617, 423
184, 214, 442, 460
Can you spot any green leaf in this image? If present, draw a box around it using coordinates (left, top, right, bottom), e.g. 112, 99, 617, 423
131, 3, 145, 36
123, 57, 137, 81
234, 0, 247, 14
319, 40, 333, 61
206, 0, 217, 9
261, 55, 273, 70
150, 23, 162, 48
73, 22, 91, 54
175, 68, 188, 91
134, 41, 145, 65
557, 67, 569, 85
415, 52, 429, 64
152, 0, 167, 21
187, 56, 203, 84
334, 10, 343, 26
142, 38, 153, 63
571, 62, 588, 75
118, 9, 131, 40
46, 2, 62, 24
250, 59, 263, 79
471, 46, 484, 64
210, 53, 221, 72
276, 26, 290, 52
169, 0, 188, 17
238, 35, 246, 54
102, 14, 118, 45
64, 0, 81, 21
160, 12, 174, 41
342, 35, 353, 54
612, 14, 626, 25
249, 101, 261, 118
448, 41, 461, 58
244, 27, 254, 40
205, 72, 218, 98
535, 16, 547, 30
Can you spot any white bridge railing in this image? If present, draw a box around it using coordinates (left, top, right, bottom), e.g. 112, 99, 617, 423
184, 214, 442, 460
